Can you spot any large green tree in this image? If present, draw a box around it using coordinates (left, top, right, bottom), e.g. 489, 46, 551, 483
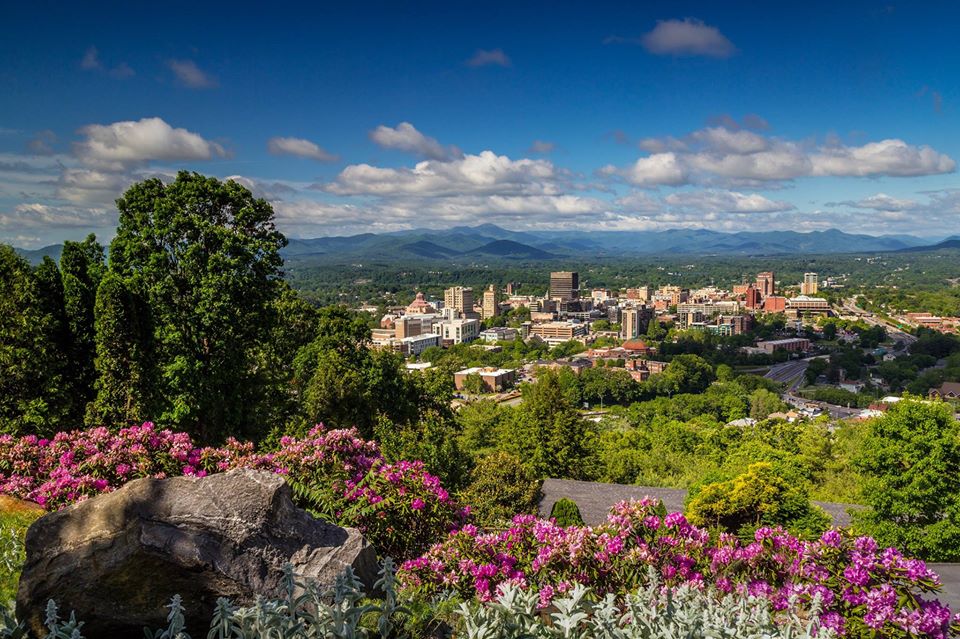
107, 172, 287, 443
504, 368, 598, 479
853, 400, 960, 560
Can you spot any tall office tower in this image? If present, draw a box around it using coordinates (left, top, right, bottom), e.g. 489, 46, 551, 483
756, 271, 776, 297
482, 285, 499, 319
745, 286, 762, 309
621, 306, 640, 339
505, 282, 518, 295
801, 272, 818, 295
444, 286, 474, 318
550, 271, 579, 301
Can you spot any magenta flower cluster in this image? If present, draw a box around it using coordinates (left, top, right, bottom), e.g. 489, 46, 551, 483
400, 499, 960, 639
0, 423, 465, 560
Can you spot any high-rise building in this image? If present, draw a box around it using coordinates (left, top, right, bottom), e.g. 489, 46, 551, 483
482, 285, 499, 320
756, 271, 776, 297
745, 286, 762, 309
550, 271, 579, 301
801, 272, 818, 295
505, 282, 518, 295
444, 286, 474, 318
621, 307, 640, 339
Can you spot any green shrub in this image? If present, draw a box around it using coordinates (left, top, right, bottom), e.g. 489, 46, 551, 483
550, 497, 585, 527
457, 452, 541, 528
686, 462, 830, 540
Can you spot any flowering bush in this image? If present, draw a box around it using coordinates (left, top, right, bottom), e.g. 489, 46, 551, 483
0, 423, 465, 560
401, 499, 960, 638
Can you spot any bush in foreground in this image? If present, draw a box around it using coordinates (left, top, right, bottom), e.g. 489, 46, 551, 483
0, 423, 466, 560
401, 500, 959, 638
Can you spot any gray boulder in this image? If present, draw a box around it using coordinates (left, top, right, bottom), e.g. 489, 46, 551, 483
16, 468, 377, 638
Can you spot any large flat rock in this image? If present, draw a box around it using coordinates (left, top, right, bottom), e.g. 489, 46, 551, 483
16, 468, 377, 638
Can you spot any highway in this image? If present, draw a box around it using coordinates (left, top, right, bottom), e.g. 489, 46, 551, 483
764, 359, 810, 392
840, 297, 917, 345
766, 358, 864, 419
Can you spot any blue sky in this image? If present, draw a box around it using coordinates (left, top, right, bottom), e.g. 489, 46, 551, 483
1, 1, 958, 246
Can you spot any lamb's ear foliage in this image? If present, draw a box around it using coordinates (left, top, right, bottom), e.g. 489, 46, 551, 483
7, 560, 831, 639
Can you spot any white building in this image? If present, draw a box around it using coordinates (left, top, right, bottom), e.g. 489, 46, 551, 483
433, 318, 480, 345
479, 326, 519, 342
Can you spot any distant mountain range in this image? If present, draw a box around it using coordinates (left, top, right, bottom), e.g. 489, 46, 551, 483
279, 225, 949, 261
13, 226, 958, 265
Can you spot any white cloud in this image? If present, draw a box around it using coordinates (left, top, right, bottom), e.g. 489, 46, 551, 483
611, 126, 955, 187
325, 150, 557, 197
465, 48, 511, 67
267, 137, 338, 162
369, 122, 459, 160
167, 59, 218, 89
691, 127, 768, 154
614, 152, 688, 187
56, 168, 131, 204
835, 193, 918, 211
664, 190, 795, 213
75, 117, 226, 169
1, 203, 115, 230
810, 139, 956, 177
640, 18, 736, 58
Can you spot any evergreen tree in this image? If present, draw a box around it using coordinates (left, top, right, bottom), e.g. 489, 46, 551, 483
59, 234, 105, 414
506, 368, 597, 479
550, 497, 585, 527
0, 246, 67, 434
88, 272, 155, 427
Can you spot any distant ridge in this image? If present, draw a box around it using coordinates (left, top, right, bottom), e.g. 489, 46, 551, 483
12, 225, 943, 265
464, 239, 559, 259
894, 238, 960, 253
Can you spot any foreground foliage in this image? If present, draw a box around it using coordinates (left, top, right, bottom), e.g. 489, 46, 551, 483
402, 500, 958, 638
0, 423, 465, 561
0, 559, 836, 639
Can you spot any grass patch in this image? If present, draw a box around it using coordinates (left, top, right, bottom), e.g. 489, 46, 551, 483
0, 497, 43, 605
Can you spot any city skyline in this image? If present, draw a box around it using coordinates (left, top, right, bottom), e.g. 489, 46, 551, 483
2, 1, 960, 247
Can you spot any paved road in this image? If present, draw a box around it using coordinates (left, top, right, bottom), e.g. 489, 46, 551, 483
841, 298, 917, 345
783, 392, 862, 419
764, 359, 810, 391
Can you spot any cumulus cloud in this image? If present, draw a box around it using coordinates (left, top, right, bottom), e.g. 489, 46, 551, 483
810, 139, 956, 177
325, 150, 557, 197
75, 117, 226, 169
465, 48, 511, 67
369, 122, 461, 160
167, 59, 218, 89
56, 168, 132, 204
604, 152, 688, 187
640, 18, 736, 58
609, 125, 956, 187
664, 190, 795, 213
267, 136, 338, 162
